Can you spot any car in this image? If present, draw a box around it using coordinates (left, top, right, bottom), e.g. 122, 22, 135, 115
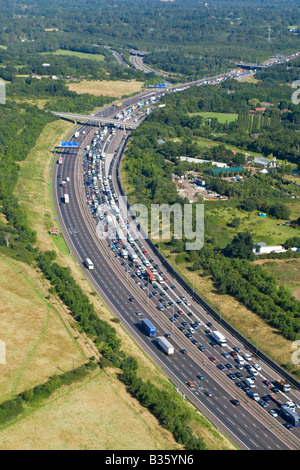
262, 395, 271, 403
210, 341, 217, 348
188, 381, 195, 387
258, 400, 268, 408
204, 329, 211, 335
207, 322, 213, 328
197, 374, 204, 380
228, 373, 236, 380
235, 364, 243, 371
269, 409, 278, 418
170, 285, 176, 289
263, 380, 272, 387
178, 310, 184, 315
271, 387, 279, 393
181, 349, 187, 354
187, 312, 193, 317
233, 346, 241, 352
179, 326, 185, 332
165, 333, 171, 338
205, 391, 212, 397
129, 297, 135, 302
236, 381, 243, 388
198, 345, 206, 352
249, 368, 258, 376
225, 363, 233, 370
243, 354, 252, 361
217, 364, 226, 371
182, 321, 188, 327
283, 422, 293, 431
170, 317, 176, 322
230, 399, 240, 406
163, 277, 168, 282
186, 333, 192, 339
191, 339, 198, 345
185, 301, 191, 306
230, 351, 238, 358
221, 352, 229, 359
236, 372, 243, 379
135, 311, 142, 316
253, 363, 261, 371
209, 356, 216, 363
180, 295, 186, 300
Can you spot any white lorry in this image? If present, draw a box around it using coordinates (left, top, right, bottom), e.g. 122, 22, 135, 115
157, 336, 174, 355
212, 330, 227, 347
245, 378, 255, 389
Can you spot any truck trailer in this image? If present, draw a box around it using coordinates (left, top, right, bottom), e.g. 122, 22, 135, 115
141, 318, 156, 337
145, 269, 155, 283
157, 336, 174, 355
275, 379, 291, 393
212, 330, 227, 347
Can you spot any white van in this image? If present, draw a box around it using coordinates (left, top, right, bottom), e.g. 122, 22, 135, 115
245, 378, 255, 388
85, 258, 94, 270
236, 355, 245, 365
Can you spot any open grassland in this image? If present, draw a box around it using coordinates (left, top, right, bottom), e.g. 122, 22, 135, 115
9, 119, 234, 449
0, 255, 88, 403
205, 202, 300, 248
42, 49, 105, 62
189, 112, 238, 124
254, 258, 300, 301
67, 79, 144, 98
0, 368, 181, 450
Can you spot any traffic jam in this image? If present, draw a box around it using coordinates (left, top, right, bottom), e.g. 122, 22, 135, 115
79, 107, 300, 432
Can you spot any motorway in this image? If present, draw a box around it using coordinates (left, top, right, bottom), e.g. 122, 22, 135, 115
52, 69, 300, 450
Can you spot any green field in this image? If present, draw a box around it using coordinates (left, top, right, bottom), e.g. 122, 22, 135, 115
42, 49, 105, 62
189, 112, 238, 124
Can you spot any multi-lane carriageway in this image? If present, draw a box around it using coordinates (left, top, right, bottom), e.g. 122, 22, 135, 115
52, 93, 300, 451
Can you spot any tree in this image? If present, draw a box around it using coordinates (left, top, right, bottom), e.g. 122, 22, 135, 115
224, 231, 255, 260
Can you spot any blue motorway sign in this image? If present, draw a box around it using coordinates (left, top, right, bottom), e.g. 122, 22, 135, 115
60, 142, 79, 148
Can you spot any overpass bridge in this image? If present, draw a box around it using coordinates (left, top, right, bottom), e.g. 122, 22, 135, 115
49, 111, 138, 129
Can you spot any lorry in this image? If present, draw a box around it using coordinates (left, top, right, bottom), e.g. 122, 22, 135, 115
128, 248, 138, 264
157, 336, 174, 355
275, 379, 291, 393
145, 269, 155, 283
141, 318, 156, 337
64, 194, 69, 204
212, 330, 227, 347
269, 393, 286, 408
245, 378, 255, 388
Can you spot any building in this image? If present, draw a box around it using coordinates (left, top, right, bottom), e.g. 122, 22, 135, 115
180, 157, 228, 168
206, 166, 245, 176
253, 244, 285, 255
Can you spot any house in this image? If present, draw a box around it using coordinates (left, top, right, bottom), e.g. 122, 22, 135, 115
253, 244, 285, 255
